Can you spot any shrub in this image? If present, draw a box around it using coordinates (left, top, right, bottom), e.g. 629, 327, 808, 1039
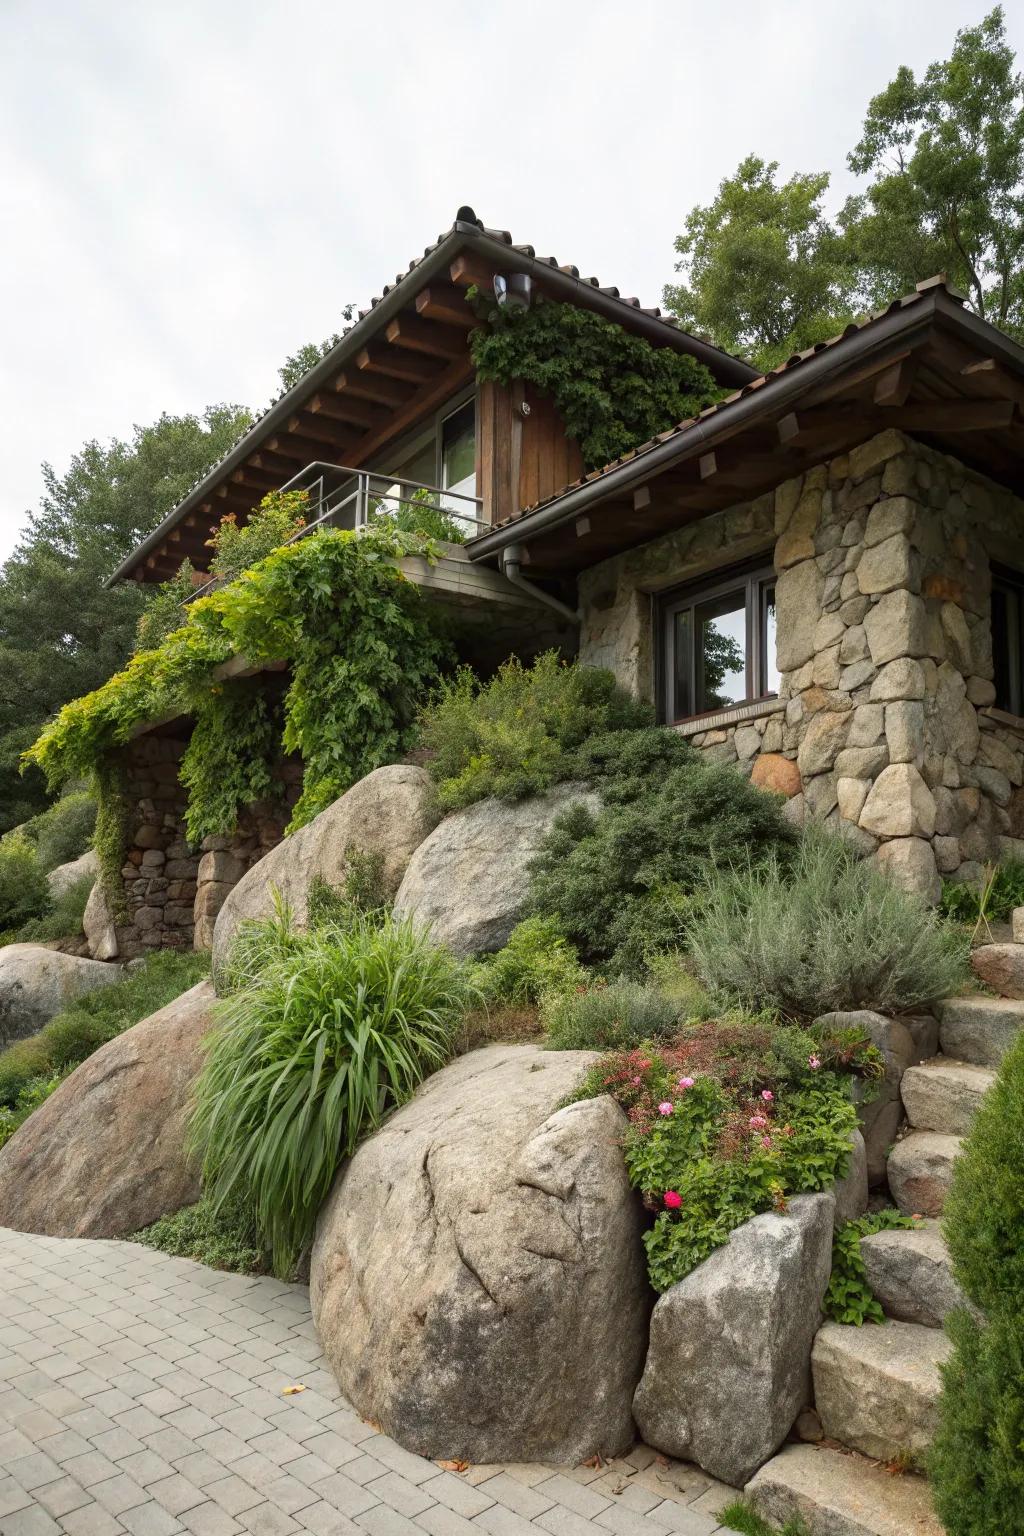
685, 828, 969, 1018
931, 1030, 1024, 1531
21, 789, 97, 872
132, 1190, 266, 1275
940, 857, 1024, 932
529, 728, 794, 971
418, 653, 652, 813
206, 490, 308, 582
571, 1016, 876, 1291
190, 912, 474, 1277
0, 831, 50, 931
470, 916, 586, 1008
542, 980, 679, 1051
0, 949, 209, 1107
0, 873, 94, 948
0, 1073, 64, 1150
135, 561, 197, 652
824, 1209, 921, 1325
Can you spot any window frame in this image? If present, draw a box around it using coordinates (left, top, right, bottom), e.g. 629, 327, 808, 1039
992, 561, 1024, 718
656, 557, 778, 726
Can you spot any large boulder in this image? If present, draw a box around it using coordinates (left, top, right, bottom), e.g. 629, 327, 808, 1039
0, 944, 122, 1047
393, 783, 601, 957
83, 879, 118, 961
632, 1193, 835, 1487
212, 765, 437, 970
46, 848, 98, 901
816, 1011, 915, 1185
310, 1044, 648, 1466
859, 1221, 969, 1327
812, 1320, 951, 1463
0, 981, 215, 1238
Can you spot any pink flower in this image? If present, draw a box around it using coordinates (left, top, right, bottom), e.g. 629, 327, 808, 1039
658, 1101, 674, 1116
631, 1076, 642, 1086
663, 1190, 682, 1210
761, 1135, 772, 1149
761, 1089, 774, 1102
808, 1054, 821, 1070
749, 1114, 768, 1129
677, 1076, 695, 1090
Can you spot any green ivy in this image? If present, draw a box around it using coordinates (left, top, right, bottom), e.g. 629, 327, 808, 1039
179, 682, 282, 846
468, 291, 725, 470
93, 757, 131, 920
26, 526, 450, 848
823, 1209, 921, 1325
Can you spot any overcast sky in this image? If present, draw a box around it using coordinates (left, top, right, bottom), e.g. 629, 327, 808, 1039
2, 0, 1021, 568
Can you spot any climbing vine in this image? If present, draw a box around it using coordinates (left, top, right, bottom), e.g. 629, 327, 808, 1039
468, 291, 725, 469
26, 525, 450, 845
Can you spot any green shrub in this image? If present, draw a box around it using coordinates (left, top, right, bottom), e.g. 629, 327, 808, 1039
824, 1209, 921, 1325
0, 950, 209, 1107
542, 980, 678, 1050
931, 1030, 1024, 1531
191, 911, 474, 1277
685, 828, 969, 1018
418, 653, 652, 813
0, 831, 50, 931
470, 916, 586, 1008
135, 561, 197, 652
21, 789, 97, 872
529, 728, 794, 971
0, 1073, 65, 1150
132, 1190, 267, 1275
571, 1017, 876, 1291
719, 1502, 811, 1536
1, 873, 94, 948
207, 490, 308, 582
940, 858, 1024, 929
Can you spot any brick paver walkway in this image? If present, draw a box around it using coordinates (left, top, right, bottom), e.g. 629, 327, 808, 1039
0, 1228, 734, 1536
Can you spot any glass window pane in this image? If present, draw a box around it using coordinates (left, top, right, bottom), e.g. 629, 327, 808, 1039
672, 609, 692, 720
696, 590, 747, 711
442, 401, 476, 496
762, 583, 780, 696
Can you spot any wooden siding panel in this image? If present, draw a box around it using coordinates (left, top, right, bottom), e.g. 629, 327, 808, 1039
519, 385, 584, 512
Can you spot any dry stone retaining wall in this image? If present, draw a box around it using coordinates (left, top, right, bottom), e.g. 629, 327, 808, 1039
579, 428, 1024, 899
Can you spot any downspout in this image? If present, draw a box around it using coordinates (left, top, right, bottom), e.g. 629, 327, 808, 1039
501, 543, 580, 625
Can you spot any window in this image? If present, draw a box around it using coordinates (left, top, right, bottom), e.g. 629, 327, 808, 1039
992, 564, 1024, 716
659, 560, 779, 723
367, 395, 477, 528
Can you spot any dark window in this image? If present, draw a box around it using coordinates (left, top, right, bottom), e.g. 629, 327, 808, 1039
992, 564, 1024, 716
659, 560, 779, 724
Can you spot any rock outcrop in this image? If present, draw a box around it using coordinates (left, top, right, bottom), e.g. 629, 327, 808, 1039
83, 879, 118, 961
816, 1010, 915, 1185
393, 783, 600, 957
310, 1044, 648, 1465
0, 944, 122, 1047
632, 1193, 835, 1487
46, 849, 98, 901
0, 981, 215, 1238
212, 765, 438, 970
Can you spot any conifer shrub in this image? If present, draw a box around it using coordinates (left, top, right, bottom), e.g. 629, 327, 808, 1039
931, 1029, 1024, 1532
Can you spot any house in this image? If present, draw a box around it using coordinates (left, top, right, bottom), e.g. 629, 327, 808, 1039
114, 208, 1024, 950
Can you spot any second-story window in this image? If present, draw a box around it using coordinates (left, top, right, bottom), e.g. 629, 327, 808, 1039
442, 401, 476, 502
658, 558, 779, 724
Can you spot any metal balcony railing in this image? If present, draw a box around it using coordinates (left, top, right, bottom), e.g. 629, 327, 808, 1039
187, 461, 486, 604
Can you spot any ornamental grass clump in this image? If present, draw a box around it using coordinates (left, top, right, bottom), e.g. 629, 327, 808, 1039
685, 826, 969, 1018
930, 1029, 1024, 1532
542, 979, 679, 1051
571, 1014, 880, 1292
191, 911, 474, 1278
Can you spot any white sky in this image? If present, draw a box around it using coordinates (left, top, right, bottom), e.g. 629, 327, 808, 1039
2, 0, 1020, 567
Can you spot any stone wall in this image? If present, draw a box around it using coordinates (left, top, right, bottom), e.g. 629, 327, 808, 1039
577, 428, 1024, 899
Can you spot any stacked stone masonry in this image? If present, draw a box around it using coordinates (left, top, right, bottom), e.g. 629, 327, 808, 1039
579, 428, 1024, 901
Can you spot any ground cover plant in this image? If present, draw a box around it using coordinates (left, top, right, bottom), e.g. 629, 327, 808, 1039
132, 1190, 267, 1275
0, 949, 209, 1109
823, 1208, 921, 1325
418, 652, 651, 813
0, 1073, 65, 1151
718, 1503, 810, 1536
529, 727, 794, 972
931, 1029, 1024, 1532
685, 827, 969, 1017
468, 915, 586, 1008
191, 907, 474, 1278
542, 979, 679, 1051
570, 1015, 881, 1292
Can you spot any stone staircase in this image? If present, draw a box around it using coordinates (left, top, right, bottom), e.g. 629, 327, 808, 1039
744, 985, 1024, 1534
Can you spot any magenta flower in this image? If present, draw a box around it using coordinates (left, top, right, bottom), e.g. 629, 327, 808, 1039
631, 1076, 642, 1086
761, 1135, 772, 1149
749, 1114, 768, 1129
658, 1101, 674, 1116
677, 1076, 695, 1090
808, 1054, 821, 1070
663, 1190, 682, 1210
761, 1089, 774, 1102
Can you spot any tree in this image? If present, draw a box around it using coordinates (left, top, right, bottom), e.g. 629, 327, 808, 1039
277, 304, 356, 391
0, 404, 250, 831
663, 155, 858, 371
842, 6, 1024, 336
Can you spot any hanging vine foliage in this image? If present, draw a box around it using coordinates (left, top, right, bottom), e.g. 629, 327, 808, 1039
26, 526, 451, 850
468, 291, 725, 469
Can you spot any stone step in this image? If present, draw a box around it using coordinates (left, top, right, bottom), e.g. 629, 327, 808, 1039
887, 1130, 961, 1216
859, 1218, 968, 1327
745, 1443, 942, 1535
970, 941, 1024, 999
811, 1320, 951, 1464
900, 1055, 995, 1135
936, 994, 1024, 1067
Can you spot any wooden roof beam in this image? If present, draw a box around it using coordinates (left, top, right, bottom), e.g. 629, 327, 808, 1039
415, 285, 477, 329
333, 369, 413, 407
449, 253, 498, 290
341, 357, 475, 471
960, 357, 1024, 408
384, 313, 467, 359
266, 431, 348, 462
355, 343, 442, 385
305, 393, 383, 431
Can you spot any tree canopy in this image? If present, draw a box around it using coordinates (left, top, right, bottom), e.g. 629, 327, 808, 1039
666, 7, 1024, 369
